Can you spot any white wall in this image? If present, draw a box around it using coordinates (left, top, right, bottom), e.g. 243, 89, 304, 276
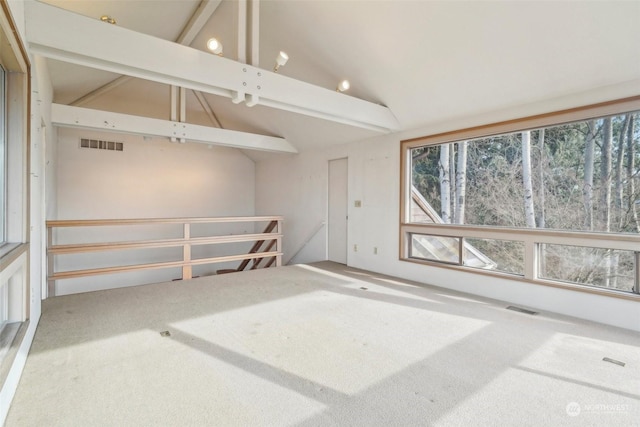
256, 90, 640, 332
56, 128, 255, 219
53, 128, 256, 295
256, 152, 328, 265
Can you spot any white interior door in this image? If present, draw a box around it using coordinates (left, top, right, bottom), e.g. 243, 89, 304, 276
328, 158, 348, 264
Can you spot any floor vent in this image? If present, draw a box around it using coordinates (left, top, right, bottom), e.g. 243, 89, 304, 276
506, 305, 538, 315
80, 138, 124, 152
602, 357, 625, 367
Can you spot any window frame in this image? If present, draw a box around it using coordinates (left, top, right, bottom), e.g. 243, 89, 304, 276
400, 96, 640, 300
0, 0, 32, 398
0, 64, 6, 246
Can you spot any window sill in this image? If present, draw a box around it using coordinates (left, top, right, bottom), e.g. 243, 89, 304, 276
400, 256, 640, 302
0, 243, 28, 273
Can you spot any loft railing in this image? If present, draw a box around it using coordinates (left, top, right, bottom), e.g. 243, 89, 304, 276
46, 216, 283, 296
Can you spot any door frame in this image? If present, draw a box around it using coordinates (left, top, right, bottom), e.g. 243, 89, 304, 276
327, 157, 348, 264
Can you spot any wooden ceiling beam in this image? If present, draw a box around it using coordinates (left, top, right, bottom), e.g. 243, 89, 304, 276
27, 1, 400, 133
51, 104, 297, 153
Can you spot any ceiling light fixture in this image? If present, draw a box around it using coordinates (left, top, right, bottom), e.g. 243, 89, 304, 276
273, 51, 288, 72
336, 80, 350, 93
206, 38, 223, 56
100, 15, 116, 25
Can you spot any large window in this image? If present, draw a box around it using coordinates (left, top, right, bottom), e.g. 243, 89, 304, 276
0, 0, 32, 397
401, 98, 640, 297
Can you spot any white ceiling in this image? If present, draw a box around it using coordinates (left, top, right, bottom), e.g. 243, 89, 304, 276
39, 0, 640, 152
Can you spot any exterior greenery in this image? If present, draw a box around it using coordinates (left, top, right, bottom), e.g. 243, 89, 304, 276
411, 112, 640, 292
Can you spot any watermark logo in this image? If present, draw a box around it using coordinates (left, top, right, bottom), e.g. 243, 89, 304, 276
566, 402, 581, 417
566, 401, 632, 417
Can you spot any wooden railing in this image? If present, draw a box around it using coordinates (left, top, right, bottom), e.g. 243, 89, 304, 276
46, 216, 283, 296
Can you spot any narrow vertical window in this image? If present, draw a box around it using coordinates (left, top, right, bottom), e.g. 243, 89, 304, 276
0, 65, 5, 245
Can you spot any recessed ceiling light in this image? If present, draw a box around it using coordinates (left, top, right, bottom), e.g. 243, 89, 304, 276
337, 80, 350, 92
207, 38, 223, 56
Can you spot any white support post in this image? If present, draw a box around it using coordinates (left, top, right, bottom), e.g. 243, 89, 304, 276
170, 85, 178, 142
179, 87, 186, 143
248, 0, 259, 67
182, 223, 192, 280
47, 227, 54, 297
237, 0, 247, 64
524, 238, 537, 281
245, 0, 261, 107
634, 252, 640, 294
170, 85, 177, 121
276, 219, 283, 267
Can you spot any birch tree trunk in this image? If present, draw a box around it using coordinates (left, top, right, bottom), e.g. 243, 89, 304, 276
522, 131, 536, 228
615, 115, 629, 229
583, 120, 596, 230
536, 129, 546, 276
627, 116, 639, 232
601, 118, 612, 231
450, 144, 457, 219
610, 116, 627, 289
601, 118, 613, 288
439, 143, 451, 223
455, 141, 467, 224
536, 129, 546, 228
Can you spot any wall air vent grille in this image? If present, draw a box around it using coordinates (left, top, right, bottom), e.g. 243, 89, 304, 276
80, 138, 124, 152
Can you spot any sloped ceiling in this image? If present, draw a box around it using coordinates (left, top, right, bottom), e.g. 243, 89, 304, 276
39, 0, 640, 153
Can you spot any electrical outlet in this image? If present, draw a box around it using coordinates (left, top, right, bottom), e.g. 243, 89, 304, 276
374, 247, 378, 255
354, 200, 362, 207
354, 244, 358, 252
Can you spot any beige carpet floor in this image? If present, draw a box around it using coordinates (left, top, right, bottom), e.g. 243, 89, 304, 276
5, 262, 640, 426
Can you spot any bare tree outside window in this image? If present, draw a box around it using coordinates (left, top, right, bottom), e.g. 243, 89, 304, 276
410, 111, 640, 292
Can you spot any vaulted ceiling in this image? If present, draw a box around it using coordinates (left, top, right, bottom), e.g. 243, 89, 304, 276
33, 0, 640, 153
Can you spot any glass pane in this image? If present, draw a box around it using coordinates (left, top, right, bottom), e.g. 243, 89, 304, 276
540, 244, 635, 292
409, 234, 459, 264
410, 112, 640, 236
0, 65, 5, 244
411, 146, 444, 224
464, 238, 524, 275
